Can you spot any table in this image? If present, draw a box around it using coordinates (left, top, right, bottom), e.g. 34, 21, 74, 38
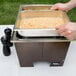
0, 25, 76, 76
0, 25, 70, 67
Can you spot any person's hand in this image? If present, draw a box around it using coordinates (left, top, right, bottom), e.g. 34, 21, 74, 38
51, 3, 73, 12
56, 22, 76, 40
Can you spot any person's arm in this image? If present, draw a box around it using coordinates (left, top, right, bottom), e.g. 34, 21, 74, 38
66, 0, 76, 9
50, 0, 76, 40
51, 0, 76, 12
56, 22, 76, 40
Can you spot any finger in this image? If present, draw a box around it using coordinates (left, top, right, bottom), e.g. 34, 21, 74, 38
51, 6, 59, 10
56, 27, 68, 34
60, 30, 72, 36
51, 4, 60, 10
56, 25, 65, 30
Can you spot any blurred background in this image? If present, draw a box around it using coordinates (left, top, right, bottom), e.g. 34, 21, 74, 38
0, 0, 76, 24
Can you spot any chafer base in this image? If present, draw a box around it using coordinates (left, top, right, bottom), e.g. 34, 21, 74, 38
12, 31, 70, 67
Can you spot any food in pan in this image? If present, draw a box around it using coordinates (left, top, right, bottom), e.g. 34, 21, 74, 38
19, 17, 64, 29
15, 5, 69, 37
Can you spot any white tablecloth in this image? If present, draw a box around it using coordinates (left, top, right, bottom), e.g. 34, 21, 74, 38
0, 25, 76, 76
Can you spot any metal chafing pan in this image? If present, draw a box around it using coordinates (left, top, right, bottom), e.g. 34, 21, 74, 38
11, 31, 71, 42
14, 4, 69, 37
20, 4, 52, 11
